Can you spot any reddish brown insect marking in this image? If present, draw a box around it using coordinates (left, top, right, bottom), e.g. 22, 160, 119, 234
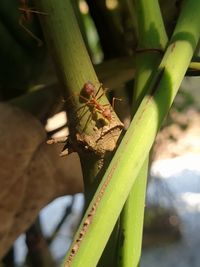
101, 107, 112, 121
83, 81, 96, 97
19, 0, 32, 20
81, 81, 113, 122
18, 0, 46, 46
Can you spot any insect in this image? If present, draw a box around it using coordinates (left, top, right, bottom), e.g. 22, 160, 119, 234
18, 0, 46, 46
79, 82, 113, 122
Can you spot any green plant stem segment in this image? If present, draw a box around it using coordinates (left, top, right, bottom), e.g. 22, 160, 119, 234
33, 0, 99, 132
33, 0, 123, 203
189, 62, 200, 70
119, 158, 148, 267
133, 0, 168, 109
118, 1, 168, 266
61, 1, 200, 266
33, 0, 122, 137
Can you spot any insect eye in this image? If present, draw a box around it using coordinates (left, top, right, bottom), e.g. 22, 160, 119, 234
84, 82, 95, 95
103, 109, 111, 119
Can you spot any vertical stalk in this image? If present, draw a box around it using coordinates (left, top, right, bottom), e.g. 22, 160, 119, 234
118, 1, 168, 266
119, 158, 148, 267
133, 0, 168, 110
33, 0, 123, 203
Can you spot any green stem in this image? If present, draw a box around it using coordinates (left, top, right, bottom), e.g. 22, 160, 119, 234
34, 0, 122, 132
119, 1, 168, 266
62, 1, 200, 266
189, 62, 200, 70
132, 0, 168, 111
119, 158, 149, 267
33, 0, 123, 199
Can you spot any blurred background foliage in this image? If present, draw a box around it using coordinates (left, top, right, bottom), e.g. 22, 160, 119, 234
0, 0, 46, 100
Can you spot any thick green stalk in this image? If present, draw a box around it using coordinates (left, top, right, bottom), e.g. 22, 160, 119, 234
118, 1, 168, 266
133, 0, 168, 109
62, 1, 200, 266
33, 0, 123, 198
189, 62, 200, 70
119, 158, 148, 267
34, 0, 122, 134
33, 0, 98, 131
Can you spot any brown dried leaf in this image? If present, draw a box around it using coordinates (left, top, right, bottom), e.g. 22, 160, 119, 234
0, 103, 83, 258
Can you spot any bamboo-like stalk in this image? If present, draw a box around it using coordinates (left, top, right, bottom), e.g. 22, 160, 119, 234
61, 1, 200, 266
119, 157, 149, 267
118, 1, 168, 266
189, 62, 200, 70
33, 0, 123, 201
33, 0, 122, 134
132, 0, 168, 110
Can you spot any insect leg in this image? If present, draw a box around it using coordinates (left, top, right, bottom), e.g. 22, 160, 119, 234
19, 16, 43, 46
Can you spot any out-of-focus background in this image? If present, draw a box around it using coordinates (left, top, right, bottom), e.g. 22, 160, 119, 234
1, 0, 200, 266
